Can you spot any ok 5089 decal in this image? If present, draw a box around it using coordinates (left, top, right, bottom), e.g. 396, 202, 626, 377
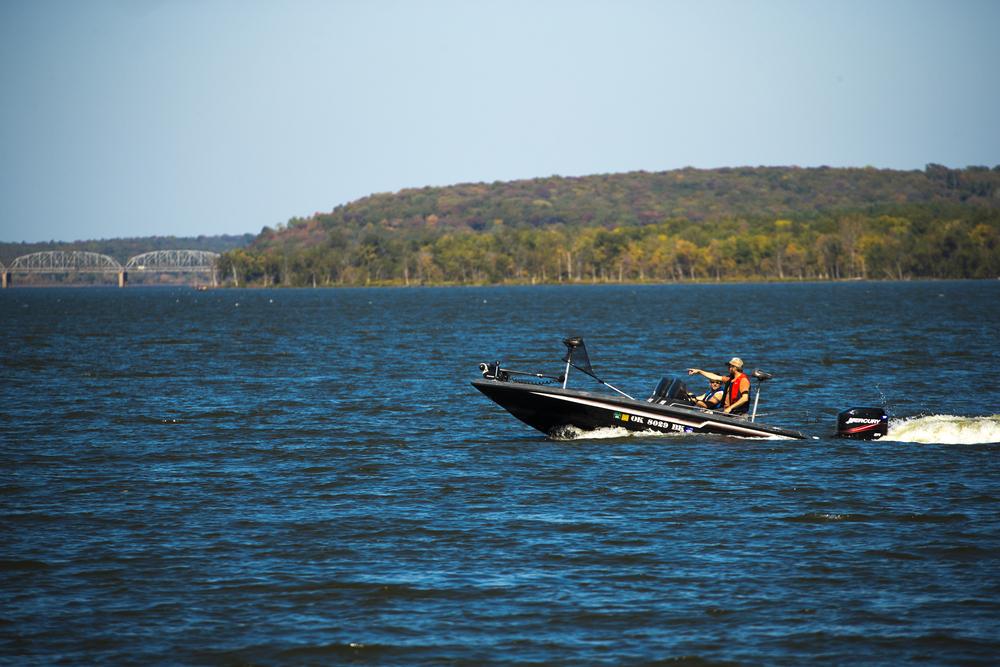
614, 411, 690, 432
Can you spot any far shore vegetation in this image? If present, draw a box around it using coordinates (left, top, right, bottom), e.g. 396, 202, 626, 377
219, 165, 1000, 287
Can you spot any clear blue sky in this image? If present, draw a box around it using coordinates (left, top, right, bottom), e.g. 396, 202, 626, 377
2, 0, 998, 242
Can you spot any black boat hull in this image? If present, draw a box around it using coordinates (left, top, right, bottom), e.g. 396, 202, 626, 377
472, 379, 806, 440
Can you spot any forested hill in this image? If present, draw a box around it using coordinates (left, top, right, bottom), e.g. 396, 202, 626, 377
221, 165, 1000, 286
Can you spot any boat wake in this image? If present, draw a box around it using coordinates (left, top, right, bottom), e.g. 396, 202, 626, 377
550, 425, 686, 441
886, 415, 1000, 445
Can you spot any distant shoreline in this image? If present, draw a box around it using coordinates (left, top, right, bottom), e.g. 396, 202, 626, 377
6, 276, 997, 290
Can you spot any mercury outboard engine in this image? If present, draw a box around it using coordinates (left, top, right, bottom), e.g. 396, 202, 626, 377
836, 407, 889, 440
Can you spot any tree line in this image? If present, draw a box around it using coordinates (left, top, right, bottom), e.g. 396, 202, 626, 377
216, 165, 1000, 286
218, 204, 1000, 286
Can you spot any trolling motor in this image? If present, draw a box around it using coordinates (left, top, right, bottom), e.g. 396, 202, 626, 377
479, 362, 510, 382
479, 361, 563, 384
836, 407, 889, 440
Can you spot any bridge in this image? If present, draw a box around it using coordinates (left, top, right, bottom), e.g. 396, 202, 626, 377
1, 250, 220, 288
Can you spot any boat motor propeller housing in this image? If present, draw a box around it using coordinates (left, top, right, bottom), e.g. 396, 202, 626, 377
836, 407, 889, 440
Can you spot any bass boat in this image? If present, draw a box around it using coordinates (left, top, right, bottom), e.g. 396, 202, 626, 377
472, 336, 808, 440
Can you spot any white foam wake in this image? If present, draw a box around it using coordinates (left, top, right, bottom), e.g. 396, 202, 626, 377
550, 425, 685, 441
887, 415, 1000, 445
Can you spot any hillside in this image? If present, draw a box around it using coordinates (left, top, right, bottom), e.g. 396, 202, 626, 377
253, 165, 1000, 249
221, 165, 1000, 285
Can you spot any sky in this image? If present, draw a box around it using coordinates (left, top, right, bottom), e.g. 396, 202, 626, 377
1, 0, 998, 242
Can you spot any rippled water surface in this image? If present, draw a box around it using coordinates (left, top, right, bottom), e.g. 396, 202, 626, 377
3, 282, 999, 664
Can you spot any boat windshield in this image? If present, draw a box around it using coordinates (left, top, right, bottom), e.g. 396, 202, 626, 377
649, 376, 690, 403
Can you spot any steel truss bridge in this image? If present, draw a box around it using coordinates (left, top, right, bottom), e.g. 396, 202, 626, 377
1, 250, 220, 288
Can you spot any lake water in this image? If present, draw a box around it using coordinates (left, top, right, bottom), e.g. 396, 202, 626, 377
2, 282, 999, 664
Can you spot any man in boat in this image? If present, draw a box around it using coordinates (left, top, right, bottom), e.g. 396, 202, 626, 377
690, 378, 725, 410
687, 357, 751, 416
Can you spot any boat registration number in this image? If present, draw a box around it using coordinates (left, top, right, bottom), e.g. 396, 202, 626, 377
615, 412, 688, 432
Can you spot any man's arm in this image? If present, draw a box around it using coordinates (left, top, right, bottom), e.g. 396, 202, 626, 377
688, 368, 727, 382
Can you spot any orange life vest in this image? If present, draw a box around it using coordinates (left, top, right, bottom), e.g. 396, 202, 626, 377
726, 372, 750, 413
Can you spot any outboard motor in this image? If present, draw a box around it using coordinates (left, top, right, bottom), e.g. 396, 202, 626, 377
648, 377, 691, 404
836, 407, 889, 440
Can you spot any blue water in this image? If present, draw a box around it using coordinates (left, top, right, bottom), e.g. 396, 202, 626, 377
2, 282, 999, 664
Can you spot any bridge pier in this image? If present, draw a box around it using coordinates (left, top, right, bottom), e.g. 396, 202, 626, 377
2, 271, 9, 288
118, 270, 127, 288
